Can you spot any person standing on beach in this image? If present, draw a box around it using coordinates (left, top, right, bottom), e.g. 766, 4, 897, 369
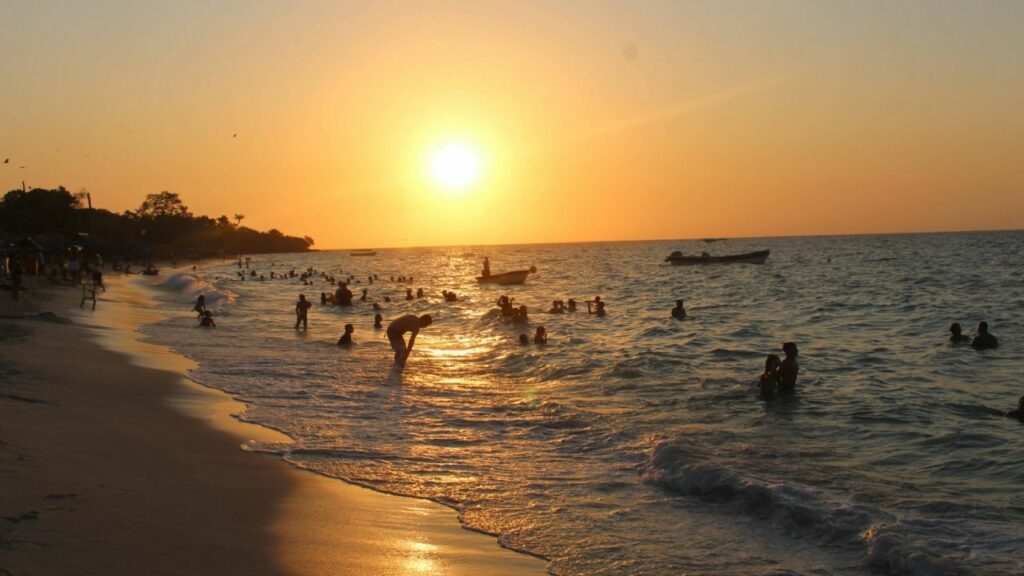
295, 294, 312, 330
778, 342, 799, 392
386, 314, 432, 367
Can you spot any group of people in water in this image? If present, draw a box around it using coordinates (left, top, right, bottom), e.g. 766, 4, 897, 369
949, 321, 999, 349
187, 254, 1017, 415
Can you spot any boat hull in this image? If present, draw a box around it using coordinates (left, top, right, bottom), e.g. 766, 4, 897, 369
477, 270, 531, 285
666, 250, 769, 265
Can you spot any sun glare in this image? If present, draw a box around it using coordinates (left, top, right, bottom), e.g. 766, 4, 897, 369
429, 144, 482, 192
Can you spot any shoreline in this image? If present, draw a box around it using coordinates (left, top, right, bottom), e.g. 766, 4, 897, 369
0, 275, 548, 575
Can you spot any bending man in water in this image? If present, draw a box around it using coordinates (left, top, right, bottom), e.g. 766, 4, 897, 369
386, 314, 433, 367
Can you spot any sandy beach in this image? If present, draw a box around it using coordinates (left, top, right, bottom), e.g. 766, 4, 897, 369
0, 276, 547, 576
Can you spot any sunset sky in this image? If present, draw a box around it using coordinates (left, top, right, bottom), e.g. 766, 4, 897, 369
1, 1, 1022, 248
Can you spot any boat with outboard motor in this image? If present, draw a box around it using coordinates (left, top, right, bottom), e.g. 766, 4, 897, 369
665, 250, 769, 265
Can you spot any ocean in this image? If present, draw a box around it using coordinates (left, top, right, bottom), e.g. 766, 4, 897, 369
138, 232, 1023, 575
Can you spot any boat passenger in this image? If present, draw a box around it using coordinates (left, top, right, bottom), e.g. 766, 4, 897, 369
534, 326, 547, 344
758, 354, 780, 396
337, 324, 354, 347
971, 322, 998, 350
671, 299, 686, 320
482, 257, 491, 278
949, 323, 970, 344
779, 342, 799, 391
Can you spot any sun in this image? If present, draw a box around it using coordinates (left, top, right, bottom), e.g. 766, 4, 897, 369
429, 144, 482, 192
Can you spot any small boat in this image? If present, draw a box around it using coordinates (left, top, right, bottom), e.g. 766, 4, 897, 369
477, 267, 536, 285
349, 249, 377, 257
665, 250, 769, 265
142, 267, 160, 276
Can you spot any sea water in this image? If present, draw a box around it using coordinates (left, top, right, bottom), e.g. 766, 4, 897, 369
139, 232, 1024, 575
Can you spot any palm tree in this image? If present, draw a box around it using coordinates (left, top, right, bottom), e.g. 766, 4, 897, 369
233, 213, 245, 228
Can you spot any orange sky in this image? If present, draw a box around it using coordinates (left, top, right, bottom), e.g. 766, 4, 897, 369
1, 1, 1022, 248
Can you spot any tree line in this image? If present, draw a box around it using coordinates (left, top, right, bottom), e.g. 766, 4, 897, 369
0, 187, 314, 256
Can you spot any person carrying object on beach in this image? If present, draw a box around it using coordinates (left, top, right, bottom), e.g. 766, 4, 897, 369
386, 314, 432, 367
949, 322, 970, 344
758, 354, 781, 397
971, 322, 998, 350
779, 342, 799, 392
295, 294, 312, 330
1006, 396, 1024, 422
193, 294, 207, 318
671, 299, 686, 320
199, 310, 216, 328
337, 324, 354, 347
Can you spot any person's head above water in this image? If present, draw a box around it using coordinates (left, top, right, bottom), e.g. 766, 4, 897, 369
765, 353, 781, 371
344, 323, 353, 333
675, 299, 684, 307
519, 334, 529, 345
299, 294, 306, 301
950, 323, 963, 336
783, 342, 798, 357
978, 321, 989, 333
418, 314, 433, 327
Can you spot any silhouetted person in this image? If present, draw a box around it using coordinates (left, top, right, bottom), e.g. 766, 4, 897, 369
320, 292, 328, 305
758, 354, 781, 397
1007, 396, 1024, 422
417, 288, 424, 298
482, 257, 491, 278
588, 298, 606, 317
374, 313, 383, 329
949, 323, 970, 344
336, 283, 353, 306
519, 333, 529, 345
387, 314, 432, 366
567, 298, 577, 312
671, 299, 686, 320
199, 310, 216, 328
971, 322, 998, 350
534, 326, 547, 344
361, 288, 368, 302
337, 323, 354, 347
406, 288, 414, 301
295, 294, 312, 330
193, 294, 207, 318
549, 300, 564, 314
779, 342, 799, 391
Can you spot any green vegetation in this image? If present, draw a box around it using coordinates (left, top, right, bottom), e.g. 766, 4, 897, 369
0, 187, 313, 256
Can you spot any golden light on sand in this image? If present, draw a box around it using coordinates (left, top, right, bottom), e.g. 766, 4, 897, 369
429, 144, 482, 192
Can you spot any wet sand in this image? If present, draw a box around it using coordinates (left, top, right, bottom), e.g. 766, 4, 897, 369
0, 276, 547, 575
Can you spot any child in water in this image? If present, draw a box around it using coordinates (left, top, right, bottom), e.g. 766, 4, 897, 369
337, 324, 354, 346
758, 354, 780, 396
199, 310, 216, 328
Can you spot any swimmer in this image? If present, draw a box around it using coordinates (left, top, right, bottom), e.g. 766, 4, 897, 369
417, 288, 424, 298
1006, 396, 1024, 422
386, 314, 433, 367
406, 288, 414, 301
337, 323, 354, 347
948, 323, 970, 344
549, 300, 564, 314
567, 298, 577, 312
374, 313, 383, 329
758, 354, 780, 396
587, 298, 606, 317
519, 333, 529, 345
779, 342, 799, 391
320, 292, 328, 305
193, 294, 207, 318
295, 294, 312, 330
199, 310, 216, 328
534, 326, 547, 344
971, 321, 998, 349
671, 299, 686, 320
